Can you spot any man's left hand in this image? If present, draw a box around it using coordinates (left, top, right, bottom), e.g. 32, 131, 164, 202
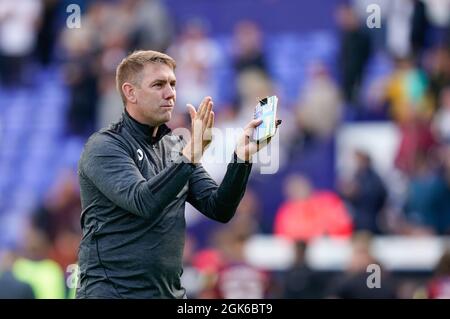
234, 119, 281, 162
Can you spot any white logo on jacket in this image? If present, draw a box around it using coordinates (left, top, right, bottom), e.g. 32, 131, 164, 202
137, 149, 144, 161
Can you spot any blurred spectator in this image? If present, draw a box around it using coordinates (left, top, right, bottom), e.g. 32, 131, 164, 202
427, 146, 450, 234
62, 34, 100, 136
0, 0, 42, 86
339, 150, 388, 234
327, 232, 397, 298
236, 68, 275, 117
427, 248, 450, 298
232, 20, 267, 75
32, 170, 81, 270
0, 248, 35, 299
223, 187, 262, 240
410, 0, 431, 57
168, 19, 221, 113
292, 62, 343, 150
274, 174, 353, 241
191, 248, 224, 299
423, 0, 450, 28
212, 232, 270, 299
180, 234, 205, 299
432, 86, 450, 143
386, 0, 414, 58
281, 241, 323, 298
350, 0, 390, 51
187, 187, 265, 298
12, 224, 66, 299
96, 67, 125, 130
35, 0, 58, 66
230, 20, 270, 116
336, 2, 372, 105
425, 46, 450, 111
394, 119, 436, 176
401, 153, 438, 234
383, 56, 437, 175
385, 56, 432, 123
95, 13, 129, 130
131, 0, 174, 52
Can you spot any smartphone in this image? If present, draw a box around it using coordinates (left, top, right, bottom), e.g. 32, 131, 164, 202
253, 95, 278, 142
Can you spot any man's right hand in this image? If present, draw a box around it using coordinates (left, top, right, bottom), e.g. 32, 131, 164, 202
182, 96, 215, 163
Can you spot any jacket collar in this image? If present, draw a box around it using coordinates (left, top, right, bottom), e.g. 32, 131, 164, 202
123, 109, 171, 144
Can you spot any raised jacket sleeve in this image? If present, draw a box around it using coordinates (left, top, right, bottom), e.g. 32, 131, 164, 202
187, 154, 252, 223
80, 134, 195, 219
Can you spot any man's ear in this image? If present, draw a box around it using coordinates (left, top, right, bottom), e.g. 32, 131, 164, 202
122, 82, 137, 104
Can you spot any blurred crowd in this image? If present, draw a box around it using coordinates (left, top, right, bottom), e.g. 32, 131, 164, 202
1, 0, 450, 299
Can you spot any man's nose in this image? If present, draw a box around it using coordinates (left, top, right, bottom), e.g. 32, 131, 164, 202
163, 84, 175, 99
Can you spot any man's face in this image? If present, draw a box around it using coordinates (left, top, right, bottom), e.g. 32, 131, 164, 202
133, 63, 176, 126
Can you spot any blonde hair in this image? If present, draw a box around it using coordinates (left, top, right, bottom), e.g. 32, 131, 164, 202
116, 50, 176, 105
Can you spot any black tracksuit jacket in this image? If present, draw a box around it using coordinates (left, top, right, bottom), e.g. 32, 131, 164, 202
76, 111, 252, 299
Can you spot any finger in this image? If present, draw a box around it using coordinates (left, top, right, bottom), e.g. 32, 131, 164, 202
245, 118, 263, 130
197, 97, 207, 118
204, 111, 214, 144
198, 96, 211, 118
186, 104, 196, 121
274, 119, 282, 135
206, 110, 214, 129
203, 101, 212, 126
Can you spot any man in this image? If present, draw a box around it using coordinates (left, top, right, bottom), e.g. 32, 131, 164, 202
0, 247, 35, 299
76, 50, 278, 298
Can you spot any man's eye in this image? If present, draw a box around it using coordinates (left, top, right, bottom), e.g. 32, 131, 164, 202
153, 83, 163, 88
